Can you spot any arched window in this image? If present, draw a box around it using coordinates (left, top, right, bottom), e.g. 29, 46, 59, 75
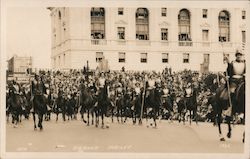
178, 9, 191, 41
91, 7, 105, 39
218, 10, 230, 42
136, 8, 149, 40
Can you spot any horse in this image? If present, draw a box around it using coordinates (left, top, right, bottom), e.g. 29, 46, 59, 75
161, 92, 175, 121
123, 88, 134, 123
65, 96, 75, 121
132, 91, 143, 125
53, 91, 66, 121
7, 91, 23, 127
184, 87, 198, 125
144, 86, 162, 128
95, 83, 111, 128
176, 96, 187, 124
116, 94, 124, 123
32, 93, 47, 130
213, 81, 245, 142
79, 85, 96, 126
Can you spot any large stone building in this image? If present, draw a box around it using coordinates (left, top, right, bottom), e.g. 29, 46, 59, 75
7, 55, 33, 83
48, 3, 247, 72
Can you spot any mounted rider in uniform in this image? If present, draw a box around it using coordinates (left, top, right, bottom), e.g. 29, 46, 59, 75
31, 74, 47, 113
226, 51, 245, 114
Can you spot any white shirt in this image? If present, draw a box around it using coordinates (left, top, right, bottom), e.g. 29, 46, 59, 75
232, 62, 245, 78
99, 78, 105, 88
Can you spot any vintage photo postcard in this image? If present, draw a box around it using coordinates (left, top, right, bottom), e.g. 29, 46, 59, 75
1, 0, 249, 159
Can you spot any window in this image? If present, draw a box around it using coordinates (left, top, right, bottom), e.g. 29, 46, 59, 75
242, 10, 246, 19
91, 8, 105, 39
183, 53, 189, 63
204, 54, 209, 63
161, 28, 168, 40
178, 9, 191, 41
218, 10, 230, 42
118, 8, 124, 15
118, 52, 126, 63
162, 53, 169, 63
96, 52, 103, 62
161, 8, 167, 16
136, 8, 149, 40
223, 53, 229, 64
117, 27, 125, 40
242, 31, 246, 43
141, 53, 147, 63
202, 30, 209, 41
202, 9, 208, 18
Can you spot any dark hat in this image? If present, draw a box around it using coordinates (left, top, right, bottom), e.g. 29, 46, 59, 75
235, 51, 243, 56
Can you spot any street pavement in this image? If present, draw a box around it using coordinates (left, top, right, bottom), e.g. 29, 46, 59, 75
6, 115, 245, 153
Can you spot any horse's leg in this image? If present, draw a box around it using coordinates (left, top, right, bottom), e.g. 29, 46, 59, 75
117, 107, 120, 123
243, 131, 245, 143
87, 109, 90, 126
153, 108, 157, 128
95, 109, 99, 127
39, 114, 43, 130
56, 112, 58, 122
101, 111, 104, 128
189, 109, 192, 125
217, 113, 225, 141
33, 112, 37, 130
226, 116, 232, 138
111, 107, 114, 123
91, 109, 94, 125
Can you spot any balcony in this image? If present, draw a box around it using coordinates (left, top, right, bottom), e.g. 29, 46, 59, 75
179, 41, 193, 46
117, 40, 126, 45
161, 41, 169, 46
202, 42, 210, 47
91, 39, 107, 45
136, 40, 151, 46
220, 42, 232, 47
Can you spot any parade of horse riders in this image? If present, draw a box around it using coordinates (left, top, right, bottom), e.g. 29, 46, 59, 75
6, 50, 245, 145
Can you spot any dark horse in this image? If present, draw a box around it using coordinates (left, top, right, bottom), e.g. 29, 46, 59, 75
210, 81, 245, 142
79, 85, 96, 126
144, 86, 162, 128
96, 84, 110, 128
161, 92, 175, 121
31, 78, 47, 130
184, 87, 198, 125
8, 91, 23, 127
132, 91, 143, 124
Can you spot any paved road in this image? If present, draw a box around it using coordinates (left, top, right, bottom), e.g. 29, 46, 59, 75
6, 115, 245, 153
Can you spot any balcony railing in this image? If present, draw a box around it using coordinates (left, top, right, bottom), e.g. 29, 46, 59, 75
117, 40, 126, 45
91, 39, 107, 45
179, 41, 193, 46
202, 42, 210, 47
161, 41, 169, 46
220, 42, 232, 47
136, 40, 151, 46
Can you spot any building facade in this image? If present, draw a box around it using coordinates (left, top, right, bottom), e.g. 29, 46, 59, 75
8, 55, 32, 74
7, 55, 33, 83
49, 5, 247, 72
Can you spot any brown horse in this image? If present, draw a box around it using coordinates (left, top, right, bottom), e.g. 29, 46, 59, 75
213, 81, 245, 142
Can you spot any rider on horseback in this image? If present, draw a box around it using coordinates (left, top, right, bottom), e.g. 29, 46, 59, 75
227, 51, 245, 97
226, 50, 245, 115
31, 74, 46, 113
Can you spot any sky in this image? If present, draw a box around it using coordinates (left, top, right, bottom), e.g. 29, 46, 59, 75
7, 7, 51, 69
